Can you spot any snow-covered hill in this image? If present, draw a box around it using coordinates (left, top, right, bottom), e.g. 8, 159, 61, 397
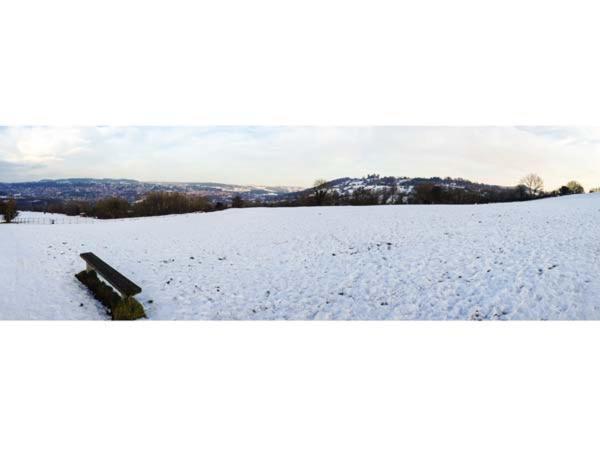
1, 194, 599, 319
278, 174, 514, 204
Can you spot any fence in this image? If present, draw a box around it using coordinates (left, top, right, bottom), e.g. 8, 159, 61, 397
11, 216, 97, 225
9, 211, 204, 225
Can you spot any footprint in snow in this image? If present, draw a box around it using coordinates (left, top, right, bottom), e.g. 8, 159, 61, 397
469, 309, 484, 321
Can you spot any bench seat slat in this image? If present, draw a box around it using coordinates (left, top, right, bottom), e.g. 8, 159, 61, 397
80, 252, 142, 296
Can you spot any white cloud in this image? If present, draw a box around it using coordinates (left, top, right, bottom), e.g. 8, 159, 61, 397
0, 127, 89, 164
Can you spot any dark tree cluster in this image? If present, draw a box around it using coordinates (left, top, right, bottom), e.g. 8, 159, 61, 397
0, 198, 18, 223
231, 195, 244, 208
410, 184, 533, 205
42, 191, 218, 219
552, 181, 584, 196
132, 192, 211, 217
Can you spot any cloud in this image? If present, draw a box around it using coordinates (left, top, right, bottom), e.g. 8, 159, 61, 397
0, 127, 89, 164
518, 126, 600, 146
0, 126, 599, 190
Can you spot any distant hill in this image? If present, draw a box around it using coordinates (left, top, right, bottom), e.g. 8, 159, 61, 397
0, 178, 304, 205
276, 174, 514, 203
0, 175, 519, 208
0, 174, 512, 206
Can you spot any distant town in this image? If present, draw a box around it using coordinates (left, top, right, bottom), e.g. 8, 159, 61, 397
0, 178, 302, 210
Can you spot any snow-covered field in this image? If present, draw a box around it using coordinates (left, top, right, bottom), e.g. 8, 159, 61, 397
1, 194, 599, 320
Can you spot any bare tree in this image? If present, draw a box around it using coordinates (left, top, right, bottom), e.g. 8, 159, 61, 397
520, 174, 544, 197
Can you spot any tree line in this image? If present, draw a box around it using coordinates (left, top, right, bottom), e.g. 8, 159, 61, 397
38, 192, 224, 219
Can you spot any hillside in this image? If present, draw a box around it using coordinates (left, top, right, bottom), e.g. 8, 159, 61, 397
1, 194, 599, 319
321, 174, 508, 195
275, 174, 517, 205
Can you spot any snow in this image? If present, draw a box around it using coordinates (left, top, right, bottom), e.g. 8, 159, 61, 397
2, 194, 600, 319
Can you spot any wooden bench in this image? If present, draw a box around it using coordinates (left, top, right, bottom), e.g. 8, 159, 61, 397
80, 252, 142, 299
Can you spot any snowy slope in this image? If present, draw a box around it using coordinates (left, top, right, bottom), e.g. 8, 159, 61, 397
1, 194, 600, 320
289, 175, 509, 199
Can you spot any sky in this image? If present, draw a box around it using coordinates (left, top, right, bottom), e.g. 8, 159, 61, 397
0, 126, 599, 190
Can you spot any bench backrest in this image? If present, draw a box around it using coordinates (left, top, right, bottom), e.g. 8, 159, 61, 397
80, 252, 142, 297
